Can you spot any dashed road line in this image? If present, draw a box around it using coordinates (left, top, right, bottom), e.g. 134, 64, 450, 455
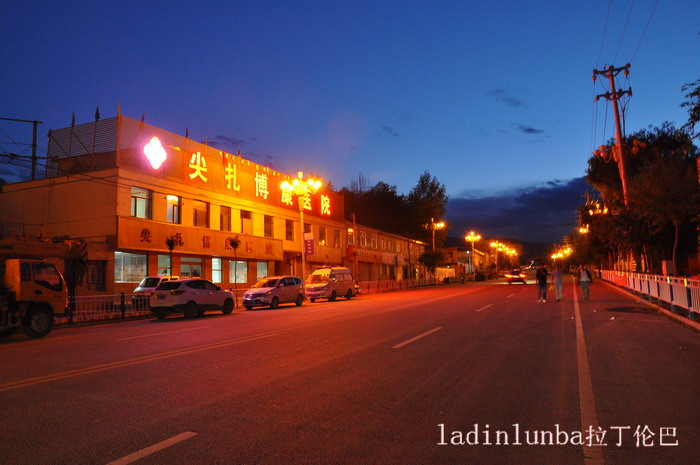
117, 326, 211, 341
106, 432, 197, 465
506, 293, 516, 298
392, 327, 442, 349
475, 304, 493, 312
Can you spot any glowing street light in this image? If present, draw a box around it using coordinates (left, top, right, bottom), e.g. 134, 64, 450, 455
424, 218, 446, 251
464, 231, 481, 278
280, 171, 323, 280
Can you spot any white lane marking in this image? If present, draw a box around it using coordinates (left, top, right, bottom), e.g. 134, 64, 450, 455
475, 304, 493, 312
573, 281, 605, 465
392, 327, 443, 349
117, 326, 211, 341
106, 432, 197, 465
506, 293, 516, 298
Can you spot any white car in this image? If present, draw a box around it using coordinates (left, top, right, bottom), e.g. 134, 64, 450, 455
149, 278, 234, 319
242, 276, 305, 310
305, 267, 355, 302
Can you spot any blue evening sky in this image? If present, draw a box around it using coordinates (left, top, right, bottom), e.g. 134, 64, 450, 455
1, 0, 698, 201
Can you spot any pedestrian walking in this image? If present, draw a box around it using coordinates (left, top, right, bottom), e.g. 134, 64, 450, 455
536, 264, 548, 302
552, 264, 564, 301
578, 264, 592, 301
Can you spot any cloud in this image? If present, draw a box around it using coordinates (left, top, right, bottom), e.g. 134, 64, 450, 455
487, 88, 525, 107
377, 125, 400, 138
446, 177, 590, 244
513, 124, 545, 135
207, 135, 246, 151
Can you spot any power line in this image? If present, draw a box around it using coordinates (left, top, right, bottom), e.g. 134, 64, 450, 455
630, 0, 660, 62
596, 0, 614, 68
613, 0, 637, 64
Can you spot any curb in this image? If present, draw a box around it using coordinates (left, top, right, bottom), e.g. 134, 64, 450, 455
601, 280, 700, 332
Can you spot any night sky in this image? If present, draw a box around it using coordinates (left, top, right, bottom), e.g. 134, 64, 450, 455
2, 1, 698, 243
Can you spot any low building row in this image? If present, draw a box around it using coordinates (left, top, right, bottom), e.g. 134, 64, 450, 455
0, 114, 428, 295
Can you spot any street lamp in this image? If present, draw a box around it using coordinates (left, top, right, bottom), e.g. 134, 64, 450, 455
424, 218, 446, 251
490, 241, 504, 275
464, 231, 481, 279
280, 171, 323, 280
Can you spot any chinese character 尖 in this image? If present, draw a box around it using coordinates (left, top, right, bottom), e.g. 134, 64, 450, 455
188, 152, 208, 182
634, 425, 655, 447
255, 172, 269, 199
139, 228, 152, 243
300, 193, 312, 211
321, 194, 331, 215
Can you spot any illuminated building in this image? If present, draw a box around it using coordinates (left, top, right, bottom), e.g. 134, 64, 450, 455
0, 114, 347, 294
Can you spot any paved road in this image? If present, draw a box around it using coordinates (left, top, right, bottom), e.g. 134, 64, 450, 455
0, 278, 697, 465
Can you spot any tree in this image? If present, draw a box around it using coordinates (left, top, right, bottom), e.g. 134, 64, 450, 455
165, 236, 177, 275
681, 79, 700, 140
227, 235, 241, 305
407, 171, 449, 242
418, 250, 444, 276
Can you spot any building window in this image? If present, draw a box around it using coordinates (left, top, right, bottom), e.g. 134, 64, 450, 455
193, 200, 209, 228
241, 210, 252, 235
371, 234, 378, 249
230, 260, 248, 284
166, 195, 181, 224
380, 238, 386, 250
304, 223, 311, 234
212, 257, 222, 283
220, 206, 231, 232
256, 261, 268, 281
318, 227, 326, 246
333, 230, 341, 248
85, 260, 106, 291
285, 219, 294, 241
264, 215, 274, 238
131, 187, 152, 219
157, 254, 172, 276
180, 256, 202, 278
114, 251, 147, 283
360, 232, 367, 247
348, 230, 355, 246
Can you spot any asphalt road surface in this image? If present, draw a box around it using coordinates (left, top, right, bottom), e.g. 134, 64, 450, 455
1, 277, 697, 465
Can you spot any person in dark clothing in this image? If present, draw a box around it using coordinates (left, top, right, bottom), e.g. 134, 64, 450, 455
536, 264, 548, 302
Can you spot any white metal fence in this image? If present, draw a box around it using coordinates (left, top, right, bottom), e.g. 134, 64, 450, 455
600, 270, 699, 319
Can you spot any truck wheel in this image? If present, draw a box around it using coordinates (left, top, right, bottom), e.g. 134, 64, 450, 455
0, 327, 16, 338
222, 299, 234, 314
184, 301, 198, 319
23, 306, 53, 338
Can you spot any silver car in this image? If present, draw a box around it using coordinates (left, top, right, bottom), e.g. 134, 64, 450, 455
242, 276, 305, 310
150, 278, 234, 319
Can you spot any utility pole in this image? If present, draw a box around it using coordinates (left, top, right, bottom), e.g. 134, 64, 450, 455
0, 117, 43, 181
593, 64, 633, 205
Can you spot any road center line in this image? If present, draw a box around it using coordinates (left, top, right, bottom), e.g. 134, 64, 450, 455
392, 327, 442, 349
475, 304, 493, 312
572, 279, 605, 465
117, 326, 211, 341
506, 293, 516, 298
106, 431, 197, 465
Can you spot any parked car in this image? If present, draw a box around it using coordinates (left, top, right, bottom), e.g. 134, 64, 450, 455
149, 278, 234, 319
505, 269, 527, 284
133, 275, 179, 302
305, 267, 355, 302
242, 276, 305, 310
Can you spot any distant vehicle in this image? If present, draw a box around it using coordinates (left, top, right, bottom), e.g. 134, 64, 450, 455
149, 278, 234, 319
505, 269, 527, 284
132, 276, 179, 306
305, 267, 355, 302
242, 276, 305, 310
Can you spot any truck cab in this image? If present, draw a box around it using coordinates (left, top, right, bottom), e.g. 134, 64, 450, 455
1, 258, 68, 338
